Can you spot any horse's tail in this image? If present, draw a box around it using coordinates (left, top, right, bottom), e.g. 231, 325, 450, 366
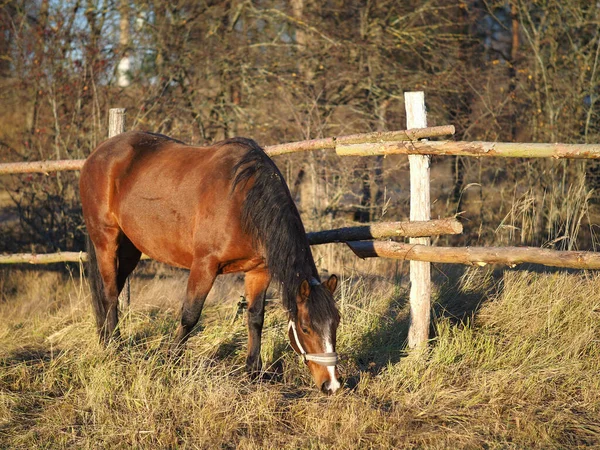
86, 235, 106, 333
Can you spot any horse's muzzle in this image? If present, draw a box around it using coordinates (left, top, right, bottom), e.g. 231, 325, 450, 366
321, 380, 337, 395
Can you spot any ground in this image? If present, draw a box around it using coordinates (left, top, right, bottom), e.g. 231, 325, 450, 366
1, 253, 599, 448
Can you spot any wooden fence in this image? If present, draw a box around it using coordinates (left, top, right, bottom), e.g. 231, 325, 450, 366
2, 93, 599, 349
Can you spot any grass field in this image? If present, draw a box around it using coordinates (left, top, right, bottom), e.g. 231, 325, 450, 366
1, 257, 599, 448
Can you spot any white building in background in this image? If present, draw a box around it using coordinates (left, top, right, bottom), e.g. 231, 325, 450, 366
117, 55, 131, 87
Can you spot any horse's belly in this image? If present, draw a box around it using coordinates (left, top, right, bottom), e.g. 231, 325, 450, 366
115, 178, 249, 271
116, 191, 197, 269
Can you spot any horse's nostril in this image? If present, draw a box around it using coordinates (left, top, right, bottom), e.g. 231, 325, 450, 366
321, 381, 333, 395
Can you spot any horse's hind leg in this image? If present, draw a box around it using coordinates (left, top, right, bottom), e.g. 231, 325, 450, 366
244, 268, 271, 376
88, 227, 122, 344
117, 234, 142, 293
172, 257, 217, 355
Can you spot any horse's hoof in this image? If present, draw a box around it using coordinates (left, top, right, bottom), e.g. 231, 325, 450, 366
99, 330, 121, 349
246, 359, 263, 380
168, 346, 184, 362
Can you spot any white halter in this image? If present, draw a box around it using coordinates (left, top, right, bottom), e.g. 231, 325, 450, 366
288, 320, 338, 367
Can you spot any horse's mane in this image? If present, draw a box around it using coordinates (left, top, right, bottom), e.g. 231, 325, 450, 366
229, 137, 338, 326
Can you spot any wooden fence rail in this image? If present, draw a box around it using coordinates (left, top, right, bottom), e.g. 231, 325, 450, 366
0, 219, 463, 264
0, 159, 86, 175
0, 252, 90, 264
0, 125, 455, 175
307, 218, 462, 245
5, 233, 599, 272
265, 125, 455, 156
337, 140, 600, 159
9, 129, 600, 177
348, 241, 600, 270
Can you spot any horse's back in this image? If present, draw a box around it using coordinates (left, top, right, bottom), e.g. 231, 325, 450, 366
80, 131, 258, 269
82, 131, 214, 182
81, 132, 185, 204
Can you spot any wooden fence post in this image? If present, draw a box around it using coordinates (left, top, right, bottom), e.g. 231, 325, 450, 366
405, 92, 431, 349
108, 108, 130, 310
109, 108, 126, 139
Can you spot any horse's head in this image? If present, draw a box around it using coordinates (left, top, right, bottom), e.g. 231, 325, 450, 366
288, 275, 341, 395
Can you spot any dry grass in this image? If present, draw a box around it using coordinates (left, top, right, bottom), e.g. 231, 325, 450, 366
1, 261, 599, 449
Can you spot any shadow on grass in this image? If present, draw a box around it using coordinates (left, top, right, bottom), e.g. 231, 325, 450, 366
431, 264, 501, 328
212, 330, 245, 360
342, 265, 509, 389
0, 346, 67, 437
0, 345, 63, 370
122, 308, 179, 354
259, 334, 289, 384
430, 263, 573, 330
342, 275, 410, 390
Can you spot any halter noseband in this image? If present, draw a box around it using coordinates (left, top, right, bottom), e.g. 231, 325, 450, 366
288, 320, 338, 367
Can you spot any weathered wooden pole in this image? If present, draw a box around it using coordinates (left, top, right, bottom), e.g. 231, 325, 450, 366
9, 129, 600, 176
265, 125, 455, 156
306, 218, 462, 245
405, 91, 431, 350
336, 140, 600, 159
8, 239, 600, 271
347, 241, 600, 270
0, 219, 462, 264
108, 108, 130, 309
0, 252, 87, 264
109, 108, 126, 139
0, 126, 455, 174
0, 159, 86, 175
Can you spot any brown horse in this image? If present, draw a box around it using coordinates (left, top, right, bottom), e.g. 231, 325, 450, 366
79, 131, 341, 394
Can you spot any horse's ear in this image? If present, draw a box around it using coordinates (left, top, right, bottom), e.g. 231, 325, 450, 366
298, 279, 311, 304
325, 274, 338, 294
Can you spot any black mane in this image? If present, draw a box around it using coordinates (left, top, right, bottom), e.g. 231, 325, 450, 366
230, 138, 338, 326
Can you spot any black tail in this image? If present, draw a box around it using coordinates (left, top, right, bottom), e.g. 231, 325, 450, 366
86, 235, 107, 333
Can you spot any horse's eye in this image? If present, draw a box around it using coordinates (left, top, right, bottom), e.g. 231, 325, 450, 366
301, 326, 310, 334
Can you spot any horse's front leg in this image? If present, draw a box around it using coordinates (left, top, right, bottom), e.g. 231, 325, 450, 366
244, 268, 271, 377
171, 258, 217, 357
